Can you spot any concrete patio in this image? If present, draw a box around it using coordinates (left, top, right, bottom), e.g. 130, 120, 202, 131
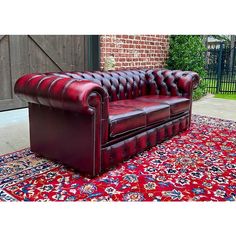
192, 94, 236, 121
0, 108, 29, 155
0, 96, 236, 155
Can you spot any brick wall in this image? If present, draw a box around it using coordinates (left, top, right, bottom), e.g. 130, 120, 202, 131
100, 35, 169, 71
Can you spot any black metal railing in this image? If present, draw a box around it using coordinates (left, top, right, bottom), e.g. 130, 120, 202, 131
205, 42, 236, 94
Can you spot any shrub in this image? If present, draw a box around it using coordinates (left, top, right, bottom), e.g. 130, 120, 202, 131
166, 35, 207, 100
192, 80, 207, 100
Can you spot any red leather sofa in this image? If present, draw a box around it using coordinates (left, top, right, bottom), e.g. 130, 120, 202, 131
14, 69, 199, 177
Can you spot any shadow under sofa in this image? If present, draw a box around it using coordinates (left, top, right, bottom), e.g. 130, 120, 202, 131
14, 69, 200, 177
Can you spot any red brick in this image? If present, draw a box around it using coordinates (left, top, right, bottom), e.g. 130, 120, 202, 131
100, 35, 169, 70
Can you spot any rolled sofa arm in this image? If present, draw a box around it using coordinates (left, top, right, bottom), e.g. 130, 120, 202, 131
174, 70, 200, 97
14, 73, 108, 114
146, 69, 200, 98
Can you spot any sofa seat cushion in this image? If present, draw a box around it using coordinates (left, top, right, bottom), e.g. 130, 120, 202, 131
136, 95, 190, 115
108, 105, 146, 137
108, 99, 170, 137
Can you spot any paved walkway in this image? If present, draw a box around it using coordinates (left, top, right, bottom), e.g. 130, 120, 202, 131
0, 96, 236, 155
0, 108, 29, 155
192, 94, 236, 121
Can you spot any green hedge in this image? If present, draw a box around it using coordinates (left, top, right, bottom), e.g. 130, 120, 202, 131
166, 35, 207, 100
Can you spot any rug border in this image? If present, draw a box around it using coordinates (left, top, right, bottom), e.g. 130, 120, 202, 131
0, 147, 30, 157
192, 113, 236, 123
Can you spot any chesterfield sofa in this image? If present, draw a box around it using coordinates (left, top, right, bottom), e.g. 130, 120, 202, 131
15, 69, 199, 177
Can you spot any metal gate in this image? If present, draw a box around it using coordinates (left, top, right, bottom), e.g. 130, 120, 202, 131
205, 42, 236, 94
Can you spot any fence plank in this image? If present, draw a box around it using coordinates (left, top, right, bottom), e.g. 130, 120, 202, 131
29, 35, 68, 71
0, 35, 91, 111
0, 35, 12, 100
0, 35, 6, 42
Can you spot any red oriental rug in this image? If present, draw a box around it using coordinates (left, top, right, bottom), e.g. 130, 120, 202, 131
0, 115, 236, 201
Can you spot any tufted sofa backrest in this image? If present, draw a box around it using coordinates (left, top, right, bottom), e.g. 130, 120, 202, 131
45, 69, 148, 102
146, 69, 200, 97
44, 68, 199, 101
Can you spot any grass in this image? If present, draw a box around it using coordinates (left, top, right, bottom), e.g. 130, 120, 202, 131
214, 94, 236, 100
204, 77, 236, 100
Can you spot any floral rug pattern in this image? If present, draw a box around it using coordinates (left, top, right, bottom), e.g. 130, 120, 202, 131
0, 115, 236, 201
